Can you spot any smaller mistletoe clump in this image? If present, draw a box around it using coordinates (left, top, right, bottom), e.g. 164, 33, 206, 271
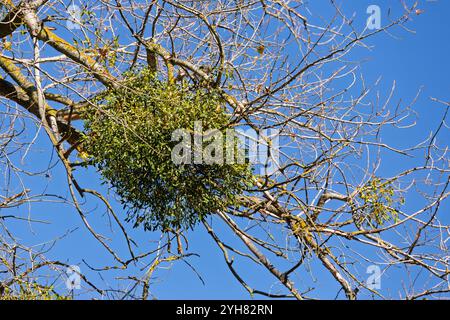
356, 177, 402, 227
0, 283, 69, 300
83, 68, 253, 231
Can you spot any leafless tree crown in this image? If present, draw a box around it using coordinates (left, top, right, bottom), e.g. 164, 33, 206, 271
0, 0, 448, 300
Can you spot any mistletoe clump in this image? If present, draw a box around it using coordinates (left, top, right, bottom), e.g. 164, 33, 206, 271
82, 68, 253, 231
356, 177, 402, 227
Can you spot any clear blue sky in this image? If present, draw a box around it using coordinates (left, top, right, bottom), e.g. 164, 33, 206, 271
2, 0, 450, 299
